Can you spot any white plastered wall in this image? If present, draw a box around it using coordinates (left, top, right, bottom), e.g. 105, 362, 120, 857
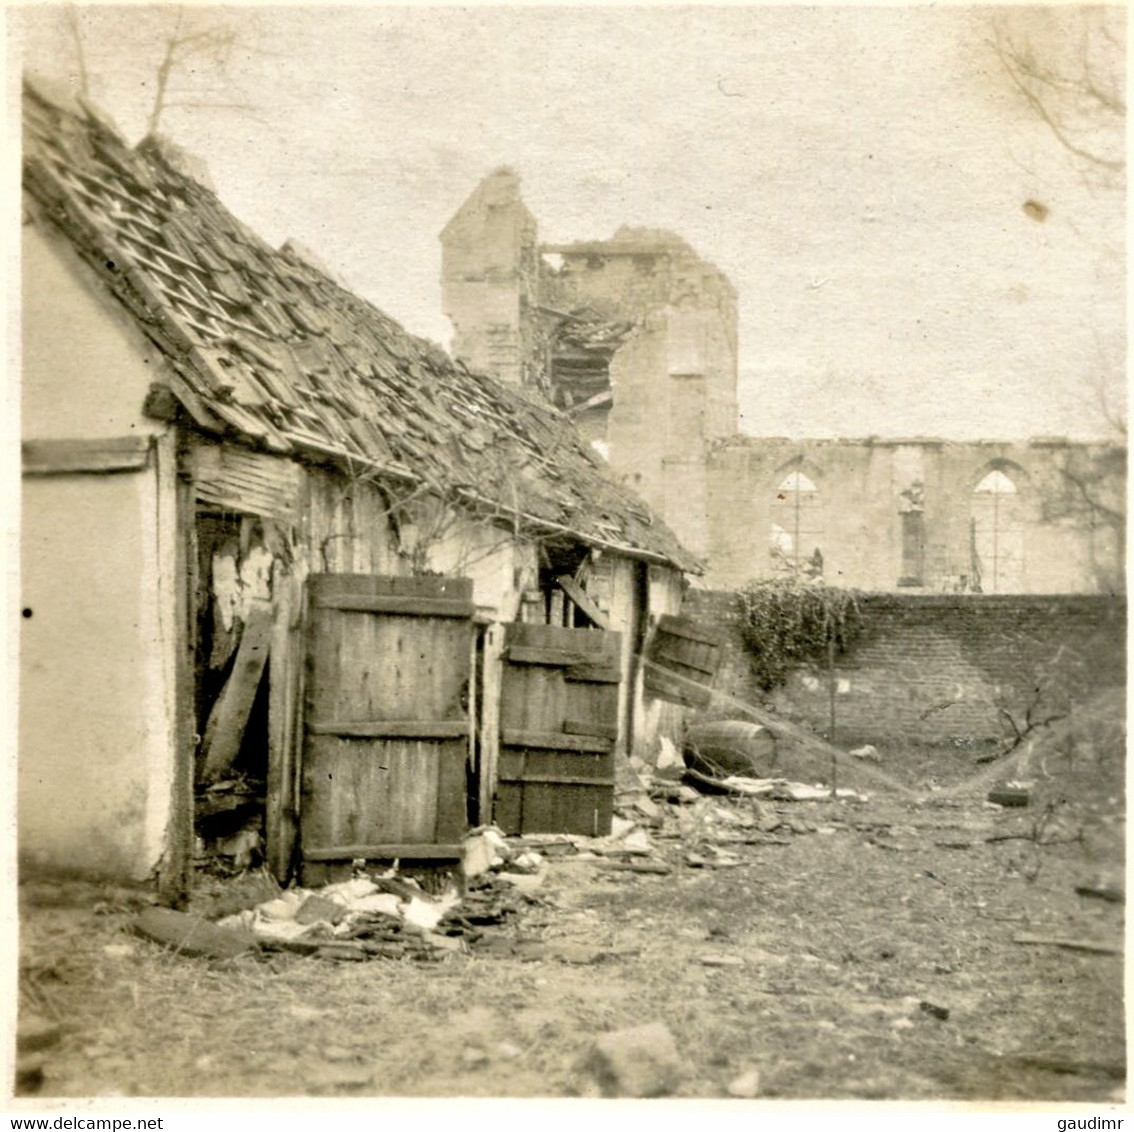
19, 218, 178, 880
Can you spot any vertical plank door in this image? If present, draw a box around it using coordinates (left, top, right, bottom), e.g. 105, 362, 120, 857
495, 623, 622, 837
300, 575, 474, 879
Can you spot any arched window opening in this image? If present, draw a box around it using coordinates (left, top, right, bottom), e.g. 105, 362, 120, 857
971, 469, 1024, 592
770, 470, 823, 578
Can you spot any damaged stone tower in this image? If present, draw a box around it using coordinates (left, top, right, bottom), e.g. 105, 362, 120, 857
442, 167, 739, 560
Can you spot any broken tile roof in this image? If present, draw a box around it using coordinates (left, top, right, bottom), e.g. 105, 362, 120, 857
550, 307, 637, 358
21, 79, 699, 572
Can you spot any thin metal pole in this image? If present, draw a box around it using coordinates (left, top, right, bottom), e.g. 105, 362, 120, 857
827, 633, 837, 798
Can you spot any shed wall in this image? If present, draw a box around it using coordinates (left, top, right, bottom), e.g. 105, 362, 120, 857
20, 465, 176, 879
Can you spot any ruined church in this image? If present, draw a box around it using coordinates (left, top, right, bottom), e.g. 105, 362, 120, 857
442, 168, 1124, 596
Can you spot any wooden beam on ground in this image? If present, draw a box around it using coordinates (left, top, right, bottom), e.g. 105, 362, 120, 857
1012, 933, 1122, 955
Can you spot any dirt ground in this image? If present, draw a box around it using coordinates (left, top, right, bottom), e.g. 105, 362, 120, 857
15, 757, 1126, 1105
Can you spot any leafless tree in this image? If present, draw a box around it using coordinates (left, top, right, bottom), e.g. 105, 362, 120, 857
63, 4, 270, 136
990, 8, 1125, 187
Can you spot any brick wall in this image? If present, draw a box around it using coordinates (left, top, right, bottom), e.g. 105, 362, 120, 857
683, 589, 1126, 747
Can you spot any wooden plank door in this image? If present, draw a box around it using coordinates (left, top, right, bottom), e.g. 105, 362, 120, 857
300, 574, 474, 877
496, 623, 622, 837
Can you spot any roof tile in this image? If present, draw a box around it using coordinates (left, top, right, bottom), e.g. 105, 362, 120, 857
22, 80, 699, 572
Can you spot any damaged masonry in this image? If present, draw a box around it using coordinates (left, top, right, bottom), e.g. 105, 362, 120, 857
15, 16, 1125, 1103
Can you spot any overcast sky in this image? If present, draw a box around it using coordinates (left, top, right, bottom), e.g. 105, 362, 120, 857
13, 3, 1127, 441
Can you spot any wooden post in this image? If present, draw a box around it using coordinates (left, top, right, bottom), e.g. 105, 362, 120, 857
478, 624, 504, 825
266, 570, 301, 882
827, 634, 838, 799
161, 430, 197, 904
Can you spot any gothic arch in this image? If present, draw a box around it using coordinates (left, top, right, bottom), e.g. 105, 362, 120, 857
970, 460, 1026, 592
768, 458, 825, 578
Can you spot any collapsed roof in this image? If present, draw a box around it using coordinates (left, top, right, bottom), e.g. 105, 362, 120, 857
543, 307, 635, 415
22, 79, 698, 572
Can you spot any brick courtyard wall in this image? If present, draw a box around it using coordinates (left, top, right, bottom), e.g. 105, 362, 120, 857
682, 589, 1126, 748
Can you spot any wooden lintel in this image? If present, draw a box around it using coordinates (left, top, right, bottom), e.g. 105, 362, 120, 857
22, 436, 150, 475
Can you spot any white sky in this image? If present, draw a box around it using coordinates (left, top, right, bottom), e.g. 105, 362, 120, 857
12, 3, 1127, 441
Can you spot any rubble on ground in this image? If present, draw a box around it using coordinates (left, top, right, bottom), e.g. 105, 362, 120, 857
585, 1021, 684, 1098
143, 751, 886, 965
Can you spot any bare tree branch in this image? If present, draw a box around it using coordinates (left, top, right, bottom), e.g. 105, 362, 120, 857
989, 11, 1125, 185
64, 5, 90, 99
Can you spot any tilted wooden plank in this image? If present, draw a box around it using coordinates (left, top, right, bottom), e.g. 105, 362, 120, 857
312, 595, 475, 618
643, 663, 712, 708
652, 646, 718, 677
306, 719, 469, 740
501, 728, 611, 754
556, 575, 610, 630
22, 436, 150, 475
199, 603, 274, 782
303, 844, 464, 862
655, 615, 723, 647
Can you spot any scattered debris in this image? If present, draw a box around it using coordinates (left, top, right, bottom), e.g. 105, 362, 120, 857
18, 1014, 61, 1054
1075, 882, 1124, 905
919, 1000, 950, 1021
727, 1068, 761, 1098
15, 1054, 45, 1094
988, 785, 1031, 808
133, 907, 258, 960
295, 894, 348, 926
585, 1022, 684, 1098
102, 942, 137, 959
684, 720, 777, 779
1012, 933, 1122, 956
682, 767, 868, 803
655, 735, 685, 778
594, 859, 672, 876
699, 953, 745, 967
1010, 1054, 1126, 1081
462, 827, 509, 878
303, 1062, 376, 1094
